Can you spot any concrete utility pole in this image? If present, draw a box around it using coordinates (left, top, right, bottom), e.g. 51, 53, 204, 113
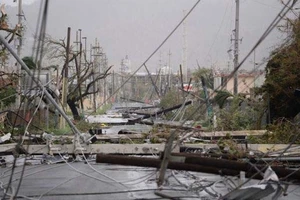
60, 27, 71, 129
78, 29, 84, 114
17, 0, 22, 58
78, 29, 82, 72
101, 53, 107, 105
182, 10, 188, 83
168, 49, 172, 90
159, 51, 162, 95
112, 70, 115, 102
0, 34, 83, 137
74, 30, 84, 115
233, 0, 240, 95
91, 39, 101, 112
157, 130, 176, 186
17, 0, 23, 108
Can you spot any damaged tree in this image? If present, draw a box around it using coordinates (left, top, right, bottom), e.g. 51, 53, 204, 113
0, 4, 21, 107
46, 35, 112, 120
0, 4, 22, 64
257, 15, 300, 121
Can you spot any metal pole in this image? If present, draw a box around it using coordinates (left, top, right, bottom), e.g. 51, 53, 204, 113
233, 0, 240, 95
0, 34, 82, 136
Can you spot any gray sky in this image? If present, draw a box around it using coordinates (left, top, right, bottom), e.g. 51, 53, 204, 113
3, 0, 290, 73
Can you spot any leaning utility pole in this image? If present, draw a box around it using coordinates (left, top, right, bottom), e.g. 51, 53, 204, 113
157, 130, 176, 186
0, 34, 82, 137
60, 27, 71, 129
16, 0, 23, 107
17, 0, 22, 60
233, 0, 240, 95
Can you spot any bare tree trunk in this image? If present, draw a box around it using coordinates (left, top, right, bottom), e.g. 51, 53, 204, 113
67, 99, 81, 120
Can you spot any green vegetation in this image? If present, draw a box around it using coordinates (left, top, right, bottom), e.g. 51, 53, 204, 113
214, 96, 259, 131
45, 126, 71, 135
95, 103, 112, 115
257, 18, 300, 121
248, 119, 300, 144
159, 67, 212, 122
192, 67, 214, 91
75, 120, 95, 132
0, 85, 17, 108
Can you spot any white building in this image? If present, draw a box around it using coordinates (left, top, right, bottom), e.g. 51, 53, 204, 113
120, 55, 131, 74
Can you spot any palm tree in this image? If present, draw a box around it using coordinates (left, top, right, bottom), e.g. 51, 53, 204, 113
214, 90, 233, 109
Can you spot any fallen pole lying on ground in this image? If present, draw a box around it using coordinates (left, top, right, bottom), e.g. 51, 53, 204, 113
129, 100, 192, 119
96, 153, 248, 178
96, 153, 300, 181
166, 152, 300, 180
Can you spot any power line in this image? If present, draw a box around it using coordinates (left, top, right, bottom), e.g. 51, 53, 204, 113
217, 0, 299, 192
82, 0, 202, 117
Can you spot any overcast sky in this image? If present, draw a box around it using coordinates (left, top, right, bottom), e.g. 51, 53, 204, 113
3, 0, 292, 73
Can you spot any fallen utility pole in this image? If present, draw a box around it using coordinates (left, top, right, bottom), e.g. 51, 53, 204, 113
120, 97, 148, 104
1, 143, 174, 156
165, 152, 300, 180
96, 154, 243, 178
96, 154, 300, 181
157, 130, 176, 186
0, 35, 82, 138
178, 87, 204, 102
130, 100, 192, 119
